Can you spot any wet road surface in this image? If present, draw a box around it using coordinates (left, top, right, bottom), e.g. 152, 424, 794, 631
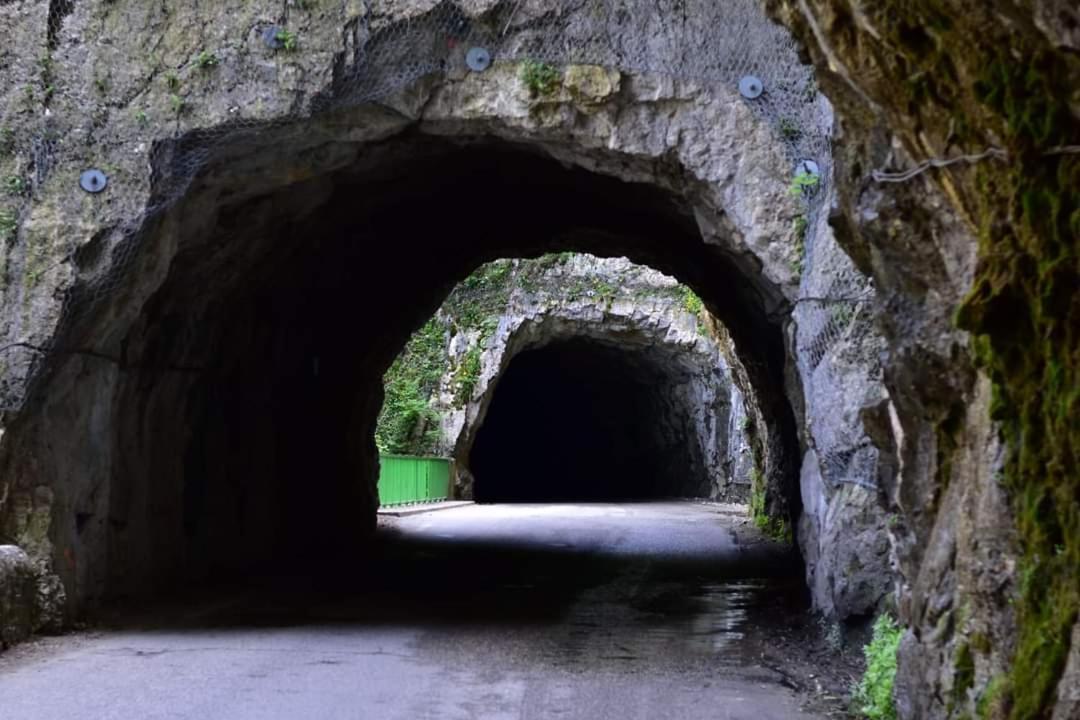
0, 502, 833, 720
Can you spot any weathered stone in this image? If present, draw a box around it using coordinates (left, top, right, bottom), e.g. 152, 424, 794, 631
0, 545, 37, 648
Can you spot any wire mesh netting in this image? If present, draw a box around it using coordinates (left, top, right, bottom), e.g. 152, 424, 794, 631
1, 0, 878, 488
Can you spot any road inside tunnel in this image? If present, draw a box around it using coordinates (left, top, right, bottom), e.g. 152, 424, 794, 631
470, 339, 710, 502
0, 503, 852, 720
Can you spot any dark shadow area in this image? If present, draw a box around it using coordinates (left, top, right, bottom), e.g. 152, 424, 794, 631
15, 132, 801, 610
471, 339, 706, 502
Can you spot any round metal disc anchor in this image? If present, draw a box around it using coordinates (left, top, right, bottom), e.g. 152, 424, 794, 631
797, 159, 821, 177
79, 169, 108, 194
466, 46, 492, 73
262, 26, 285, 50
738, 75, 764, 99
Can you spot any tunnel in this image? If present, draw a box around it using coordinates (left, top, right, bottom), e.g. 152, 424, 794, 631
470, 338, 710, 502
0, 132, 801, 612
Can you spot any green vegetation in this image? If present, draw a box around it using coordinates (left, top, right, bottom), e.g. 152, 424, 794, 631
452, 344, 483, 405
778, 118, 801, 141
134, 110, 149, 126
170, 94, 185, 116
520, 60, 561, 97
164, 71, 180, 91
749, 467, 792, 543
682, 286, 703, 315
375, 318, 447, 455
276, 29, 298, 52
0, 209, 16, 241
852, 614, 901, 720
788, 168, 820, 197
3, 176, 26, 197
196, 50, 218, 69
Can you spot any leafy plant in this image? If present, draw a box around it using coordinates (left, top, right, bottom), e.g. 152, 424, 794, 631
134, 110, 149, 125
276, 29, 298, 52
164, 71, 180, 91
4, 176, 26, 196
453, 344, 483, 405
375, 318, 448, 455
682, 286, 703, 315
170, 94, 185, 116
789, 169, 820, 197
0, 209, 17, 241
520, 59, 561, 97
196, 50, 218, 69
852, 614, 902, 720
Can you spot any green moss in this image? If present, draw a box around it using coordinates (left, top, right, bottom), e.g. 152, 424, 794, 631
953, 642, 976, 709
859, 7, 1079, 715
520, 60, 562, 98
955, 52, 1079, 720
977, 676, 1007, 720
749, 467, 792, 543
852, 614, 902, 720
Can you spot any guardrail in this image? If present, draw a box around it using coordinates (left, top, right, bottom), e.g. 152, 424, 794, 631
378, 454, 452, 507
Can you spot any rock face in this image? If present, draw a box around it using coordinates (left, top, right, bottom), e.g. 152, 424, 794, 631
395, 254, 753, 502
2, 3, 1070, 717
767, 1, 1078, 718
0, 546, 37, 649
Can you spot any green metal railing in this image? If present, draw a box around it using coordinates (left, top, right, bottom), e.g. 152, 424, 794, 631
378, 454, 452, 507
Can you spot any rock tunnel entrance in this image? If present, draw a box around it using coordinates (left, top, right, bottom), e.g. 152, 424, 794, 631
470, 338, 710, 503
1, 133, 802, 615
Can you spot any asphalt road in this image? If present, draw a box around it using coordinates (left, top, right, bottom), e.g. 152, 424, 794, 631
0, 502, 828, 720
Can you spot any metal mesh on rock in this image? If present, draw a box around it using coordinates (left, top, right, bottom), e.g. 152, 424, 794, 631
2, 0, 878, 489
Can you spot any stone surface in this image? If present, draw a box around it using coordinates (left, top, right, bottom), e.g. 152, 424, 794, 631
0, 545, 37, 649
425, 255, 751, 503
0, 0, 889, 670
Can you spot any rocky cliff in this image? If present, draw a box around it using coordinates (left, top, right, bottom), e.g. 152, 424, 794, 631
0, 1, 1073, 717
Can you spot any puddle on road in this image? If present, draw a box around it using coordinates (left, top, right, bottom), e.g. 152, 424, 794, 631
550, 577, 771, 670
637, 581, 761, 655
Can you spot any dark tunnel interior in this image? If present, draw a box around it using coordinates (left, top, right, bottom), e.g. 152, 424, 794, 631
19, 133, 801, 607
470, 339, 705, 502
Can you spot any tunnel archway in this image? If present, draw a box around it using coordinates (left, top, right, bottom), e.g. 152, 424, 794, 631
2, 128, 803, 613
470, 338, 711, 503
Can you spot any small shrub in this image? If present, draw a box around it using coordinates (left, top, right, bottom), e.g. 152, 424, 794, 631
520, 60, 561, 97
196, 50, 218, 69
4, 176, 26, 196
852, 614, 902, 720
682, 286, 703, 315
276, 29, 298, 52
789, 169, 820, 197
